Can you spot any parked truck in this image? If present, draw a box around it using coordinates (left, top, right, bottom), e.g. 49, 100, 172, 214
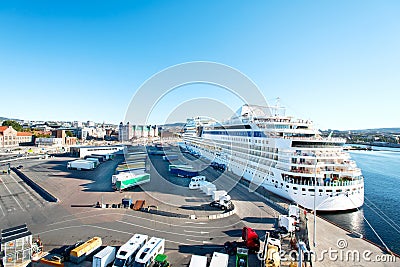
169, 166, 199, 177
85, 157, 101, 167
242, 227, 260, 253
212, 190, 228, 201
67, 160, 95, 170
112, 171, 147, 186
70, 237, 102, 264
189, 176, 206, 189
92, 246, 116, 267
114, 172, 150, 191
85, 155, 105, 162
189, 255, 207, 267
92, 154, 113, 161
209, 194, 233, 210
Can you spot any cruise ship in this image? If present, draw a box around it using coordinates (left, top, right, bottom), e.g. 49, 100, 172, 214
181, 102, 364, 211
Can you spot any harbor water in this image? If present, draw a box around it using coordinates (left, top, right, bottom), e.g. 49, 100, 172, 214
321, 148, 400, 255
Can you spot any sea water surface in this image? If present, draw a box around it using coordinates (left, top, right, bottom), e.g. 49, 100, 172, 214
321, 148, 400, 255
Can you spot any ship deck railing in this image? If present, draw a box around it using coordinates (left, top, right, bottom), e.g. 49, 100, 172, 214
283, 177, 363, 187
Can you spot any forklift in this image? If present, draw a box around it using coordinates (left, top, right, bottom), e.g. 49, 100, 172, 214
236, 247, 249, 267
154, 254, 170, 267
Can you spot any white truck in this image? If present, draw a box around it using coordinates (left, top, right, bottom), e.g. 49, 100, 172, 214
92, 246, 116, 267
188, 176, 206, 189
212, 190, 228, 201
189, 255, 207, 267
210, 191, 233, 210
67, 160, 95, 170
209, 252, 229, 267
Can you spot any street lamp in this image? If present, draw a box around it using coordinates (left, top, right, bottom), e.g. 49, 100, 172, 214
313, 155, 318, 248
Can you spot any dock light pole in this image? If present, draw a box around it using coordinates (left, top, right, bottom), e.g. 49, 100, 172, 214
313, 155, 317, 248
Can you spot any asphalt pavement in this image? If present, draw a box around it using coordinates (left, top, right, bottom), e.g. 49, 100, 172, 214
0, 150, 283, 266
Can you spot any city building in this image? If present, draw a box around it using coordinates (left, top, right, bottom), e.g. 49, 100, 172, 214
0, 126, 33, 148
35, 137, 63, 147
118, 123, 158, 141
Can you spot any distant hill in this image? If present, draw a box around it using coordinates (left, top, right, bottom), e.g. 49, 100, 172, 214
162, 122, 185, 127
345, 128, 400, 134
0, 117, 18, 122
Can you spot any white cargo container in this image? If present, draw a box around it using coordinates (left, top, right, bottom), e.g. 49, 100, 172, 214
92, 246, 116, 267
278, 215, 296, 233
111, 170, 147, 185
205, 184, 217, 195
201, 182, 213, 194
67, 160, 95, 170
200, 181, 215, 193
189, 255, 207, 267
86, 157, 100, 167
209, 252, 229, 267
212, 190, 227, 201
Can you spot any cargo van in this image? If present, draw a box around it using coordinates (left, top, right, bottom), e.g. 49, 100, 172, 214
112, 234, 148, 267
134, 237, 165, 267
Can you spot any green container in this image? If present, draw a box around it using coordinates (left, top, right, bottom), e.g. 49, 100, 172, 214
115, 173, 150, 190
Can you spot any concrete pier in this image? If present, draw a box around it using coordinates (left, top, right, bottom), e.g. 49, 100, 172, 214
307, 214, 399, 266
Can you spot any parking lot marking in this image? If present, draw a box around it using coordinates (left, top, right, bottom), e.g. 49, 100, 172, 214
184, 230, 209, 234
9, 173, 42, 207
116, 220, 212, 239
0, 202, 5, 216
47, 211, 243, 230
0, 177, 24, 211
185, 238, 204, 243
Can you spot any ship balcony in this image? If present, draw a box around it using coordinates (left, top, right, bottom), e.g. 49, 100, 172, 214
286, 136, 346, 142
283, 175, 363, 187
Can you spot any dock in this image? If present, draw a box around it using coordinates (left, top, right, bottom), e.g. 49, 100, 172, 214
307, 214, 398, 266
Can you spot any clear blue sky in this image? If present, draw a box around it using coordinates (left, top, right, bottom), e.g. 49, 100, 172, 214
0, 0, 399, 130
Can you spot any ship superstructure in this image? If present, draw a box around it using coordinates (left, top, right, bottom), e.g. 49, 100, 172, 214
182, 102, 364, 211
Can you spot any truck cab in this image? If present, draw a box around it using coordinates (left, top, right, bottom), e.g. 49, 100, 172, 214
209, 195, 234, 210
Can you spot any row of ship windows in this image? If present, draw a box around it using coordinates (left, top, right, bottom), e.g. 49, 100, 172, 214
229, 158, 276, 175
288, 186, 364, 192
229, 163, 363, 194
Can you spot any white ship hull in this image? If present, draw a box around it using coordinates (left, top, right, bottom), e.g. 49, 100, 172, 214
182, 104, 365, 211
185, 144, 364, 211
